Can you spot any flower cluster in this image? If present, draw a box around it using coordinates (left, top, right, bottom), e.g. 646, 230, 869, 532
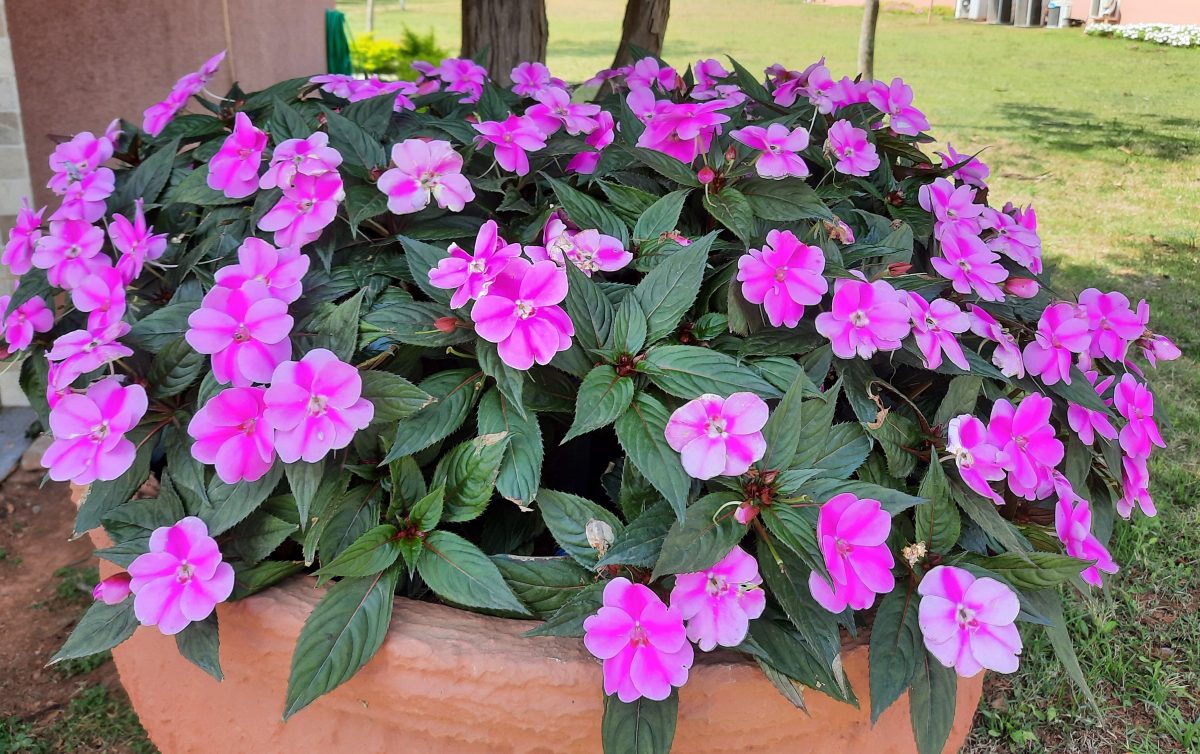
1086, 22, 1200, 47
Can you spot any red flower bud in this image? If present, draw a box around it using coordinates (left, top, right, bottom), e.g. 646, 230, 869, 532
887, 262, 913, 276
697, 166, 716, 185
434, 316, 461, 333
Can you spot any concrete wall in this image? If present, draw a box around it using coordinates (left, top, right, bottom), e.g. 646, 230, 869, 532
1068, 0, 1200, 23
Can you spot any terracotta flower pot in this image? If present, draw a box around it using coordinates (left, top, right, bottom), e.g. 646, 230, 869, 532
73, 485, 983, 753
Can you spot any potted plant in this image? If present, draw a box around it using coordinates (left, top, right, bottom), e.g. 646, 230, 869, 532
3, 49, 1175, 754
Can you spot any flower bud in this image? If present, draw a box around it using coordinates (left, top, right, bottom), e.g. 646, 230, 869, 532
1004, 277, 1039, 298
724, 146, 738, 162
92, 573, 133, 605
585, 518, 615, 557
887, 262, 913, 276
697, 166, 716, 185
434, 316, 461, 333
734, 502, 759, 526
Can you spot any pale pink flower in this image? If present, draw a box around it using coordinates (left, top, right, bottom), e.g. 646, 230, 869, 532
263, 348, 374, 463
436, 58, 488, 103
801, 64, 837, 113
829, 76, 872, 110
46, 321, 133, 389
510, 61, 564, 97
1052, 475, 1118, 587
185, 281, 293, 386
1022, 302, 1090, 386
70, 263, 127, 327
2, 295, 53, 352
981, 208, 1042, 273
736, 229, 827, 328
1077, 288, 1143, 363
967, 305, 1024, 378
1113, 374, 1164, 460
258, 171, 344, 247
259, 132, 342, 190
128, 516, 234, 635
946, 415, 1006, 505
526, 87, 601, 136
670, 545, 765, 651
826, 120, 879, 177
41, 378, 146, 484
731, 124, 810, 179
1131, 300, 1180, 369
377, 139, 475, 215
92, 573, 132, 605
472, 115, 547, 176
2, 199, 44, 276
988, 394, 1063, 500
32, 219, 106, 289
808, 493, 895, 613
919, 565, 1022, 677
188, 386, 276, 483
429, 220, 522, 308
583, 577, 693, 702
1066, 371, 1117, 446
919, 178, 985, 240
110, 199, 168, 283
936, 143, 989, 189
566, 111, 616, 174
663, 393, 767, 480
691, 58, 733, 100
214, 237, 310, 303
932, 228, 1008, 302
907, 293, 970, 370
637, 99, 733, 163
470, 258, 574, 370
309, 73, 360, 99
1117, 454, 1154, 518
207, 112, 267, 199
815, 276, 911, 359
867, 77, 930, 136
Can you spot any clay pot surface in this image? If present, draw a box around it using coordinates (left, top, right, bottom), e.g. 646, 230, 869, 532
74, 485, 982, 753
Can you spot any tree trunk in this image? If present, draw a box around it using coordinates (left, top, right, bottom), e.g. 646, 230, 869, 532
858, 0, 881, 81
461, 0, 548, 86
611, 0, 671, 68
366, 0, 376, 32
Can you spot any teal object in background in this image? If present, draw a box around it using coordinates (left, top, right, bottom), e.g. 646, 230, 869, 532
326, 9, 354, 74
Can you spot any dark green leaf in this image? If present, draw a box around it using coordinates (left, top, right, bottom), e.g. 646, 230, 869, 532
601, 690, 678, 754
316, 524, 402, 581
359, 370, 434, 424
740, 177, 833, 222
492, 555, 594, 618
760, 368, 809, 471
612, 294, 648, 355
477, 340, 527, 420
418, 530, 529, 614
908, 651, 958, 754
175, 614, 222, 681
321, 106, 386, 169
632, 232, 714, 344
565, 366, 635, 443
477, 388, 543, 508
544, 176, 628, 246
793, 422, 871, 479
597, 501, 675, 569
633, 189, 691, 241
126, 302, 197, 353
268, 97, 314, 143
652, 492, 742, 578
433, 432, 509, 522
146, 337, 206, 398
914, 461, 960, 553
563, 261, 616, 353
396, 235, 454, 305
383, 369, 482, 461
285, 460, 326, 526
615, 393, 692, 519
536, 488, 624, 567
963, 552, 1091, 591
703, 187, 754, 246
642, 345, 779, 400
74, 439, 153, 536
202, 462, 284, 535
869, 589, 923, 723
525, 582, 604, 637
50, 600, 138, 664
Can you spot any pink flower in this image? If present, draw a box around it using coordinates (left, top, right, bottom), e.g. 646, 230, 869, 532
967, 305, 1024, 378
563, 229, 631, 275
128, 516, 234, 635
472, 115, 547, 176
1004, 277, 1039, 299
2, 199, 44, 276
40, 377, 146, 484
1022, 302, 1089, 386
70, 263, 127, 327
829, 76, 872, 109
1131, 300, 1180, 369
906, 293, 970, 370
982, 208, 1042, 274
47, 132, 114, 195
1052, 476, 1118, 587
46, 321, 133, 389
691, 58, 731, 100
436, 58, 488, 103
663, 392, 767, 480
142, 51, 225, 137
32, 219, 107, 289
918, 565, 1022, 677
946, 415, 1006, 505
736, 229, 827, 328
510, 61, 564, 97
1113, 374, 1164, 459
188, 386, 276, 483
627, 57, 678, 92
2, 295, 53, 352
377, 139, 475, 215
867, 77, 930, 136
807, 493, 895, 612
207, 112, 267, 199
185, 281, 293, 386
526, 87, 601, 136
429, 220, 522, 308
583, 577, 693, 702
258, 171, 344, 247
802, 64, 837, 113
92, 573, 133, 605
987, 394, 1063, 500
731, 124, 810, 179
637, 99, 733, 164
815, 276, 910, 359
919, 178, 984, 240
260, 132, 342, 191
309, 73, 360, 99
670, 545, 766, 651
936, 144, 989, 189
566, 111, 616, 174
1077, 288, 1142, 363
263, 348, 374, 463
470, 258, 574, 370
825, 120, 879, 177
110, 199, 168, 283
50, 169, 115, 223
1118, 454, 1154, 518
214, 237, 310, 304
932, 228, 1008, 302
1066, 371, 1117, 446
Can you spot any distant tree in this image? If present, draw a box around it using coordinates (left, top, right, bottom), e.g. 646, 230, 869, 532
460, 0, 548, 86
367, 0, 376, 32
612, 0, 671, 68
858, 0, 880, 80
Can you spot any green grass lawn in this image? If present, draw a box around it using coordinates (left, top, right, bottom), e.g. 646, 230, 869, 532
342, 2, 1200, 751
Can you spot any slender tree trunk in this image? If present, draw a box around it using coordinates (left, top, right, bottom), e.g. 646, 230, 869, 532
461, 0, 548, 86
366, 0, 376, 32
611, 0, 671, 68
857, 0, 880, 81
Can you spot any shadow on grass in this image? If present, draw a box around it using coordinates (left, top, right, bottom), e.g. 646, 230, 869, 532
995, 104, 1200, 161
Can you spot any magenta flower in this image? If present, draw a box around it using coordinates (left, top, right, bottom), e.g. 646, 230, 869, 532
92, 573, 133, 605
470, 258, 574, 370
142, 51, 225, 136
626, 57, 678, 92
736, 229, 827, 328
583, 577, 693, 702
825, 120, 879, 177
429, 220, 522, 308
1113, 374, 1164, 459
526, 87, 601, 136
258, 171, 344, 247
207, 112, 267, 199
566, 111, 616, 174
436, 58, 488, 103
802, 63, 837, 113
637, 99, 733, 164
967, 305, 1024, 378
2, 198, 44, 276
932, 228, 1008, 302
936, 143, 990, 189
1052, 475, 1118, 587
691, 58, 742, 102
1022, 303, 1090, 386
260, 132, 342, 190
807, 493, 895, 613
1132, 300, 1180, 368
40, 377, 146, 484
1004, 277, 1040, 299
110, 199, 168, 283
946, 415, 1007, 505
1066, 371, 1117, 446
32, 219, 106, 290
867, 77, 929, 136
982, 208, 1042, 274
185, 281, 294, 387
128, 516, 234, 635
1077, 288, 1143, 363
214, 237, 310, 304
918, 565, 1022, 677
47, 131, 113, 195
663, 392, 767, 480
70, 262, 127, 327
907, 293, 970, 370
564, 229, 632, 276
919, 178, 985, 240
472, 115, 547, 176
46, 321, 133, 389
2, 295, 53, 352
377, 139, 475, 215
510, 61, 564, 97
988, 394, 1063, 500
732, 124, 810, 179
50, 169, 115, 224
263, 348, 374, 463
815, 276, 910, 359
670, 545, 765, 651
830, 76, 872, 109
188, 386, 276, 484
1118, 454, 1154, 518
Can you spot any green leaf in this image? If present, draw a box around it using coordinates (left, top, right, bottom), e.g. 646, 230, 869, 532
793, 423, 872, 479
756, 659, 809, 711
224, 510, 298, 565
1023, 589, 1100, 714
612, 295, 648, 356
536, 489, 625, 567
642, 345, 780, 400
396, 235, 453, 305
74, 439, 153, 536
597, 501, 675, 569
477, 340, 527, 420
601, 690, 679, 754
285, 460, 326, 526
341, 92, 396, 138
762, 504, 825, 576
615, 393, 692, 519
525, 582, 604, 637
563, 261, 616, 353
599, 181, 659, 224
110, 137, 179, 210
564, 366, 635, 443
407, 485, 445, 532
317, 290, 364, 362
175, 614, 222, 681
633, 189, 691, 241
914, 461, 960, 553
418, 531, 530, 615
321, 106, 386, 169
702, 187, 754, 246
964, 552, 1091, 590
268, 96, 314, 143
202, 462, 284, 535
383, 369, 482, 462
754, 543, 842, 663
623, 145, 701, 186
726, 57, 774, 104
146, 337, 206, 399
316, 524, 402, 582
284, 566, 401, 718
869, 589, 923, 724
796, 477, 925, 515
477, 388, 543, 508
230, 560, 305, 600
433, 432, 509, 523
544, 175, 629, 246
951, 481, 1032, 554
747, 619, 857, 705
126, 302, 197, 354
344, 184, 389, 234
931, 376, 982, 428
364, 299, 472, 348
359, 370, 434, 424
869, 410, 921, 479
632, 232, 714, 344
908, 651, 958, 754
50, 600, 139, 665
740, 177, 833, 222
759, 368, 809, 471
492, 555, 595, 618
652, 492, 742, 578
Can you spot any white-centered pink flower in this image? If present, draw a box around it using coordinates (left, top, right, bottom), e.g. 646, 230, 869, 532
664, 393, 768, 480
